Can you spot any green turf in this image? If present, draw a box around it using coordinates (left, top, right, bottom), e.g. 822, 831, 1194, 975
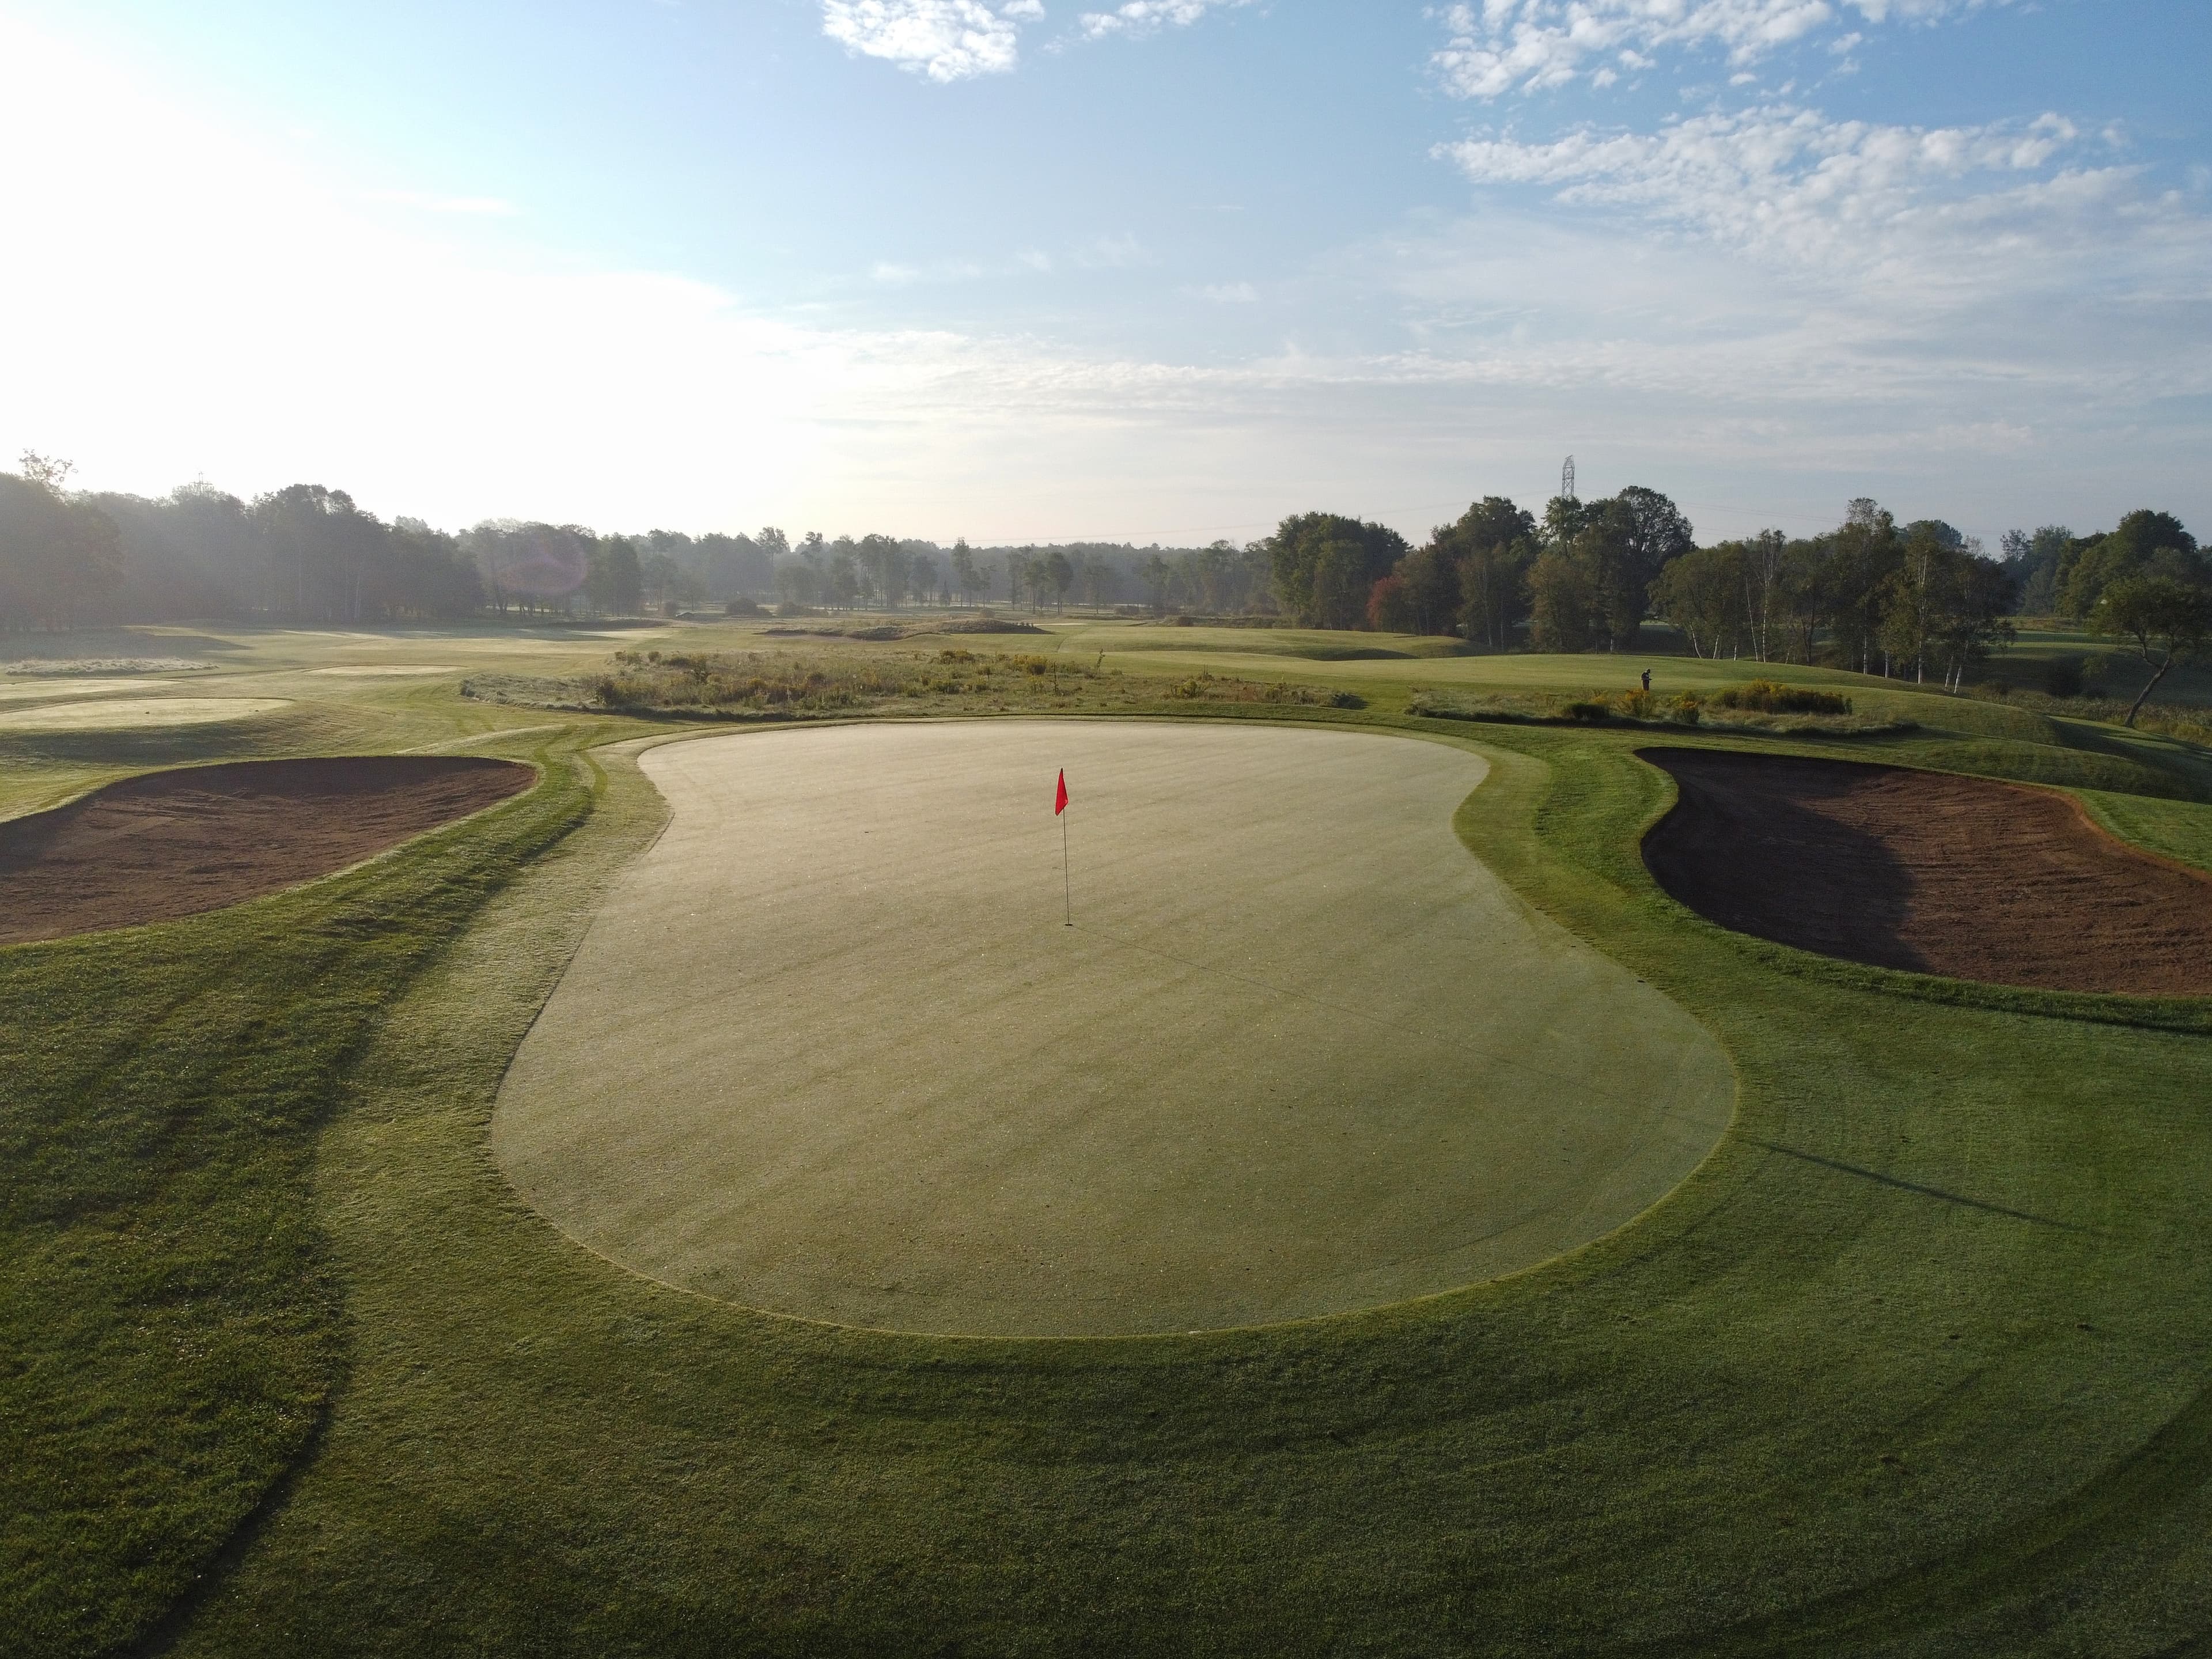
0, 730, 594, 1658
1998, 622, 2212, 707
9, 619, 2212, 1655
493, 721, 1731, 1336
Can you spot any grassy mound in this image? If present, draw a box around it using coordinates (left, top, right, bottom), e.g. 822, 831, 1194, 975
1162, 670, 1361, 707
1709, 677, 1854, 715
463, 647, 1365, 721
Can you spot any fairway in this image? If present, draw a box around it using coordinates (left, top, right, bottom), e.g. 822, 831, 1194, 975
493, 721, 1732, 1336
0, 695, 289, 731
0, 676, 179, 700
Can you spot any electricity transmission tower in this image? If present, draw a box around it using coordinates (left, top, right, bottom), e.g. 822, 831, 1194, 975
1560, 456, 1577, 501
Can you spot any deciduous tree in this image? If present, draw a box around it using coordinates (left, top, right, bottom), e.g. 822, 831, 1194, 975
2095, 574, 2212, 726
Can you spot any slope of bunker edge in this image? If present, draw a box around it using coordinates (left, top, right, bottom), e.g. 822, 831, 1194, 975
0, 756, 536, 945
1639, 746, 2212, 996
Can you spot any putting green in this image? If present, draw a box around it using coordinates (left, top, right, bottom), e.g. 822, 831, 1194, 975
0, 677, 176, 702
493, 721, 1733, 1336
0, 696, 289, 731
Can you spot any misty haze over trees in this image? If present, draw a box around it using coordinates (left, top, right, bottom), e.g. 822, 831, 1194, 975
3, 454, 2203, 704
0, 456, 1255, 630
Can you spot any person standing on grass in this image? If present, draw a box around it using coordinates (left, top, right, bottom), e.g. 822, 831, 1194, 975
1641, 669, 1652, 692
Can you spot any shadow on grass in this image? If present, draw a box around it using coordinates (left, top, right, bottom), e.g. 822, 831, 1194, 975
1741, 1139, 2085, 1232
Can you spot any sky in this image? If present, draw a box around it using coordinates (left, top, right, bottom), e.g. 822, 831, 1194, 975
2, 0, 2207, 549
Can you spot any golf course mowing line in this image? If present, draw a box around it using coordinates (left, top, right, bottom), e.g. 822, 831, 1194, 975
493, 720, 1734, 1337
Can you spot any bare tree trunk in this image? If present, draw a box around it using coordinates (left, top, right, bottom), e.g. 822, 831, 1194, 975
2124, 654, 2174, 728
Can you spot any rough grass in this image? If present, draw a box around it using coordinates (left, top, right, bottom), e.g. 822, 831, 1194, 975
1709, 678, 1853, 715
0, 657, 218, 675
1407, 686, 1907, 737
760, 615, 1047, 641
463, 646, 1359, 720
1161, 670, 1361, 706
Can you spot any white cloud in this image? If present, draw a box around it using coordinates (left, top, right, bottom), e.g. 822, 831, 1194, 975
870, 257, 991, 284
6, 14, 2208, 551
819, 0, 1037, 81
1438, 107, 2094, 270
1070, 232, 1154, 268
819, 0, 1250, 80
1433, 0, 2006, 99
1079, 0, 1250, 39
1200, 281, 1259, 302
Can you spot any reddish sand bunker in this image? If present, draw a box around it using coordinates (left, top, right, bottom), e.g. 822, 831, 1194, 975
0, 756, 533, 945
1640, 748, 2212, 996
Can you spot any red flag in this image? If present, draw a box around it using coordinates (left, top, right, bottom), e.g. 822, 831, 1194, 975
1054, 769, 1069, 816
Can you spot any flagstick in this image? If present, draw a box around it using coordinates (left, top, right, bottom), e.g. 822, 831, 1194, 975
1062, 811, 1071, 927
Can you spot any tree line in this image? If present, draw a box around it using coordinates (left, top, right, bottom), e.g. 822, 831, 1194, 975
1262, 488, 2204, 696
4, 454, 2201, 700
0, 456, 1244, 629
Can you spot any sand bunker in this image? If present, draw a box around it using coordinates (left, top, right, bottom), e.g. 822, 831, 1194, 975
0, 756, 533, 945
0, 697, 289, 732
495, 722, 1733, 1338
1641, 748, 2212, 996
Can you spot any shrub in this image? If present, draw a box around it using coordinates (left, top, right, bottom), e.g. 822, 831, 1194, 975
1565, 699, 1611, 722
1711, 679, 1851, 715
724, 597, 766, 618
1669, 694, 1702, 725
1165, 672, 1348, 706
2044, 658, 2085, 699
1009, 654, 1052, 676
937, 647, 976, 664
